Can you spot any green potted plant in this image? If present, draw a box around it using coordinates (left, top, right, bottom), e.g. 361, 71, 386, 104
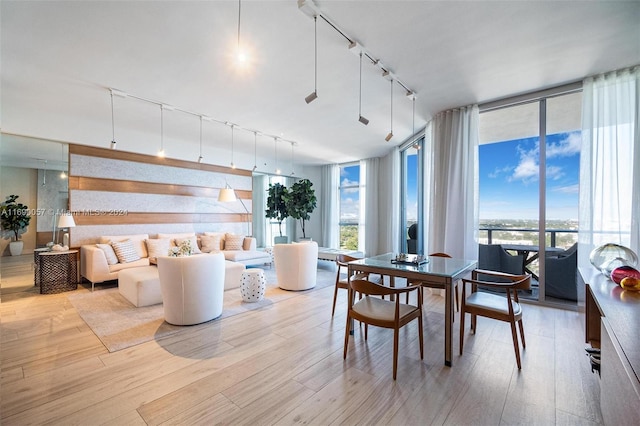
1, 194, 32, 256
284, 179, 317, 240
265, 183, 289, 244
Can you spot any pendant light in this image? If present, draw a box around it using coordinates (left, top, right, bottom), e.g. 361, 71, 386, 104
158, 105, 165, 157
231, 125, 236, 169
236, 0, 246, 63
305, 16, 318, 104
385, 79, 394, 141
59, 143, 67, 179
42, 159, 47, 186
290, 142, 295, 176
357, 51, 369, 125
198, 116, 204, 163
252, 132, 258, 171
109, 89, 117, 149
274, 137, 281, 175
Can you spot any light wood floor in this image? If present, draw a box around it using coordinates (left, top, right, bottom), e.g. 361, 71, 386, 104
1, 254, 603, 425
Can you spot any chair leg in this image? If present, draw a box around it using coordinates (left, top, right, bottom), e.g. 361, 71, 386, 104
343, 313, 351, 359
518, 319, 526, 349
455, 282, 460, 312
364, 323, 368, 340
418, 313, 424, 360
393, 328, 399, 380
459, 308, 465, 355
331, 284, 340, 317
509, 320, 522, 369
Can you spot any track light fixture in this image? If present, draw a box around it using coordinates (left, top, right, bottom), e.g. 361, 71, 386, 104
274, 137, 281, 175
109, 89, 117, 149
357, 51, 369, 125
158, 105, 165, 157
305, 16, 318, 104
252, 132, 258, 171
385, 79, 394, 142
198, 116, 204, 163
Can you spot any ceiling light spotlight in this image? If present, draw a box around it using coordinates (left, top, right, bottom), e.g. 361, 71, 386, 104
357, 51, 369, 126
385, 79, 394, 142
305, 16, 318, 104
59, 143, 67, 179
197, 116, 204, 163
109, 89, 117, 149
290, 142, 295, 176
158, 104, 165, 157
298, 0, 320, 19
252, 132, 258, 171
230, 124, 236, 169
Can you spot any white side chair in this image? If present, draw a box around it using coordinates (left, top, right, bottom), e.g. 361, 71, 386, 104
157, 252, 225, 325
274, 241, 318, 290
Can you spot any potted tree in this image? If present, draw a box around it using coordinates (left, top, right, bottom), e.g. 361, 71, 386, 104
265, 183, 289, 244
1, 194, 32, 256
284, 179, 317, 240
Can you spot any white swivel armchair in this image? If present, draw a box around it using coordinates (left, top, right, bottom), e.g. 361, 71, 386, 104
274, 241, 318, 290
157, 252, 225, 325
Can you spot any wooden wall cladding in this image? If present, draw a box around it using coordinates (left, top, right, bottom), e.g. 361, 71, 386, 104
68, 145, 253, 246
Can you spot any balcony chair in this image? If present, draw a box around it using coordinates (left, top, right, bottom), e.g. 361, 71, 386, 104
343, 278, 423, 379
545, 243, 578, 301
460, 269, 531, 369
478, 244, 525, 281
407, 223, 418, 254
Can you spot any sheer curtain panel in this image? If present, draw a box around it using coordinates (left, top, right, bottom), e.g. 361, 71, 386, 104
579, 67, 640, 269
379, 147, 401, 254
320, 164, 339, 248
363, 157, 380, 256
428, 105, 479, 259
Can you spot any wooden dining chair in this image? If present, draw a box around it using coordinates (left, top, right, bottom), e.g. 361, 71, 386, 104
333, 254, 383, 316
459, 269, 531, 369
407, 253, 460, 317
343, 278, 423, 379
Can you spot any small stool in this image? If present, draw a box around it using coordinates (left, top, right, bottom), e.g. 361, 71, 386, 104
240, 268, 266, 302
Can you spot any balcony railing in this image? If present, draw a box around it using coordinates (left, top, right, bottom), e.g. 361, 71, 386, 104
478, 227, 578, 249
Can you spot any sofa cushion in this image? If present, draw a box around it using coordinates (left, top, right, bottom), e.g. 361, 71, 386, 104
225, 233, 245, 251
199, 234, 221, 253
145, 238, 172, 264
157, 232, 196, 247
111, 239, 141, 263
204, 232, 226, 250
108, 257, 150, 272
100, 234, 149, 258
224, 250, 268, 263
175, 236, 202, 254
96, 243, 119, 265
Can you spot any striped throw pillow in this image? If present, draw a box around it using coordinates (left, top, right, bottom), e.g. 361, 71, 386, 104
111, 239, 141, 263
96, 243, 119, 265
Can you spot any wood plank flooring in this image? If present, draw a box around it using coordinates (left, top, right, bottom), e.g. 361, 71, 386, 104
1, 255, 603, 425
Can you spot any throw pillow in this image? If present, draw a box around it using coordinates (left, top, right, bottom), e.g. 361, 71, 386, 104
225, 233, 245, 251
199, 234, 222, 253
204, 232, 225, 250
111, 239, 141, 263
145, 238, 172, 264
175, 236, 201, 254
96, 243, 119, 265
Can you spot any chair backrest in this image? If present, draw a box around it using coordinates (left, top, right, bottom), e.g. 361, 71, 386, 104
471, 269, 531, 291
336, 253, 359, 265
429, 252, 452, 258
349, 278, 398, 298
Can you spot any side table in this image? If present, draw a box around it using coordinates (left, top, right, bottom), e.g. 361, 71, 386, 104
240, 268, 266, 302
35, 250, 79, 294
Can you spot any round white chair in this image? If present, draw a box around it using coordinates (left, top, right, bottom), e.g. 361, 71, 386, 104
157, 252, 225, 325
274, 241, 318, 290
240, 268, 266, 302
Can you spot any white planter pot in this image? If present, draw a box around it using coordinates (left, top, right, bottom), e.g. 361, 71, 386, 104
9, 240, 24, 256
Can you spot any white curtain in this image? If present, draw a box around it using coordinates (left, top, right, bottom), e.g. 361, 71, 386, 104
579, 67, 640, 268
320, 164, 339, 248
252, 174, 268, 247
428, 105, 479, 259
362, 157, 380, 256
379, 147, 401, 254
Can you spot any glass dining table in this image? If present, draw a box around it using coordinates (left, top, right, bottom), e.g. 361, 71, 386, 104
348, 253, 477, 367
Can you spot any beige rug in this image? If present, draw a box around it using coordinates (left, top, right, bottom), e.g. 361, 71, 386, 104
68, 266, 336, 352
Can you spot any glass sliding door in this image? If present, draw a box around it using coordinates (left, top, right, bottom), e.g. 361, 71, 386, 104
339, 163, 361, 250
401, 140, 423, 254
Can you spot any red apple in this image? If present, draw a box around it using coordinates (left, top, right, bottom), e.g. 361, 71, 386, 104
611, 266, 640, 284
620, 276, 640, 291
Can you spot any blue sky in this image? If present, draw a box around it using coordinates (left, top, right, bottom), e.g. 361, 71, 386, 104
480, 131, 581, 221
340, 130, 580, 223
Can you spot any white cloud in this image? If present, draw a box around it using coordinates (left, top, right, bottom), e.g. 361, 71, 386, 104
488, 165, 512, 179
547, 132, 581, 158
510, 149, 538, 183
551, 183, 579, 194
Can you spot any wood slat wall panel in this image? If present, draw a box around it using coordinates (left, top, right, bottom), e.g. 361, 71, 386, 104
72, 213, 249, 226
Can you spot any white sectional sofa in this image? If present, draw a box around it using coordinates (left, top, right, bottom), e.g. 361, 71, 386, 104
80, 232, 271, 293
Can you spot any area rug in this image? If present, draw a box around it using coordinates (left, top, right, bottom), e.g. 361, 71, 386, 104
67, 266, 336, 352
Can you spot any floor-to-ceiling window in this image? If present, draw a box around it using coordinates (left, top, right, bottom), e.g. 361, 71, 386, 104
401, 140, 423, 254
478, 89, 581, 305
339, 163, 362, 250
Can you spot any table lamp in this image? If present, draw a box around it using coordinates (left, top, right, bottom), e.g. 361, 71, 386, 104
57, 212, 76, 248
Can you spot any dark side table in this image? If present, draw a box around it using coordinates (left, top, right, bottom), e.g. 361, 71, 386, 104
34, 249, 79, 294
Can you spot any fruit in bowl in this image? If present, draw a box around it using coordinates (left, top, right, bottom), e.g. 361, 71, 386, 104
611, 266, 640, 284
620, 276, 640, 291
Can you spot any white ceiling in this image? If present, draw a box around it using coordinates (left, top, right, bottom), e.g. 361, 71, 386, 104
1, 1, 639, 171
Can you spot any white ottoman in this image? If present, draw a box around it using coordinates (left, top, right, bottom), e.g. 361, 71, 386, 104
240, 268, 266, 302
224, 260, 245, 290
118, 266, 162, 307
